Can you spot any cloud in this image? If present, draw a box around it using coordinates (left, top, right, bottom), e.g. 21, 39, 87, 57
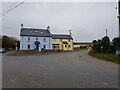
2, 2, 118, 42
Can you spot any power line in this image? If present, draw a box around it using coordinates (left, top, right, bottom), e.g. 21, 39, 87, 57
2, 2, 19, 13
2, 1, 25, 16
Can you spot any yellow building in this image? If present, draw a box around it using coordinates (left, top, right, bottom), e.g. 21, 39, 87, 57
52, 34, 73, 51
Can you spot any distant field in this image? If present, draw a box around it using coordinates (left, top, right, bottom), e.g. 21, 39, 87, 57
88, 51, 120, 64
80, 48, 88, 51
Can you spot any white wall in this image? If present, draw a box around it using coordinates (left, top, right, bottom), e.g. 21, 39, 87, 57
20, 36, 52, 50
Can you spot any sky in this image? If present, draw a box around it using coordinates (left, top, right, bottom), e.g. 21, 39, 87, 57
2, 2, 119, 42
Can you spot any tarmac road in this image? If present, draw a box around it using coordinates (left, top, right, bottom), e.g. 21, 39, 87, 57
2, 50, 118, 88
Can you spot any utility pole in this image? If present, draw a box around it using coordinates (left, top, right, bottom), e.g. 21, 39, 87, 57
116, 0, 120, 55
118, 0, 120, 38
106, 29, 107, 36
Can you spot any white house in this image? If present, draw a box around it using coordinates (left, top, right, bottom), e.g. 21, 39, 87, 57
20, 24, 52, 51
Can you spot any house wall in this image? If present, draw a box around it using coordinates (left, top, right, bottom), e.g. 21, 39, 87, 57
20, 36, 52, 50
52, 39, 73, 50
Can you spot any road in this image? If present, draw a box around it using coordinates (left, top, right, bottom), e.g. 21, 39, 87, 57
2, 50, 118, 88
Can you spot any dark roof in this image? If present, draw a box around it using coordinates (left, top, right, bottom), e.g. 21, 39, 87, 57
62, 41, 68, 44
52, 34, 73, 39
20, 28, 51, 37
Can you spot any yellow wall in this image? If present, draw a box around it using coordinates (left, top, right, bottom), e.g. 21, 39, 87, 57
52, 39, 73, 50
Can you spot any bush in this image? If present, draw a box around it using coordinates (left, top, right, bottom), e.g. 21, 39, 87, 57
92, 40, 101, 52
112, 37, 120, 48
2, 35, 19, 50
92, 36, 119, 53
101, 36, 110, 53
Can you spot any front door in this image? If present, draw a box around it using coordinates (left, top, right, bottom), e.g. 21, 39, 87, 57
36, 44, 39, 50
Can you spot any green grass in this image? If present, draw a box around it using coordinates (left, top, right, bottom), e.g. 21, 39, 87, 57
88, 50, 120, 64
80, 48, 88, 51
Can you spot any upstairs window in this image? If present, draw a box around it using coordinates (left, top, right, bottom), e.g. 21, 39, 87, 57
44, 38, 46, 42
68, 39, 70, 42
28, 37, 30, 41
36, 37, 38, 41
60, 39, 62, 41
54, 39, 56, 41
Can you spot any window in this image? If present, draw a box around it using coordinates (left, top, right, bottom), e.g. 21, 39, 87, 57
30, 31, 32, 33
28, 37, 30, 41
28, 45, 30, 49
54, 39, 56, 41
36, 37, 38, 41
44, 38, 46, 42
35, 30, 38, 33
68, 45, 70, 47
65, 45, 67, 47
60, 39, 62, 41
53, 44, 59, 49
68, 39, 70, 42
43, 45, 46, 49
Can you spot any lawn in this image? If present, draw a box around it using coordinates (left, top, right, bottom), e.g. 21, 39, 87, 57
88, 50, 120, 64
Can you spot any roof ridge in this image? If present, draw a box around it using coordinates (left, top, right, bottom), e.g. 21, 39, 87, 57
52, 34, 70, 36
23, 28, 47, 30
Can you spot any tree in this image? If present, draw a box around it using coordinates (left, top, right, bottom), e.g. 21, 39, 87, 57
101, 36, 110, 53
92, 40, 102, 52
112, 37, 120, 48
2, 35, 19, 50
92, 40, 97, 43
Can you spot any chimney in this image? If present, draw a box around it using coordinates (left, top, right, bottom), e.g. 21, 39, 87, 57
69, 30, 72, 36
47, 26, 50, 32
21, 24, 23, 29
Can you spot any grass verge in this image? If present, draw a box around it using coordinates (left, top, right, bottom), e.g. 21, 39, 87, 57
7, 50, 73, 56
88, 50, 120, 64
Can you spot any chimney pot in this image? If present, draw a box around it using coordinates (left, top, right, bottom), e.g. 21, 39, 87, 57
21, 24, 23, 29
47, 26, 50, 32
69, 30, 72, 36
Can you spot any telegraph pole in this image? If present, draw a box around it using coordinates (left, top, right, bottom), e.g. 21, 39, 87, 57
118, 0, 120, 38
106, 29, 107, 36
116, 0, 120, 55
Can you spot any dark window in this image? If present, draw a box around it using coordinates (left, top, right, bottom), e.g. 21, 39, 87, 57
60, 39, 62, 41
65, 45, 67, 47
28, 45, 30, 49
68, 45, 70, 47
53, 46, 56, 48
53, 44, 59, 49
28, 37, 30, 41
44, 38, 46, 42
43, 45, 46, 49
36, 37, 38, 41
68, 39, 70, 42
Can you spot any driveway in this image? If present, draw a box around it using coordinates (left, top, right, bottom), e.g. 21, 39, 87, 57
2, 50, 118, 88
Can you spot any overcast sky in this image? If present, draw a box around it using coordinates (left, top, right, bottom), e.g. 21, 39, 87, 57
2, 2, 118, 42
